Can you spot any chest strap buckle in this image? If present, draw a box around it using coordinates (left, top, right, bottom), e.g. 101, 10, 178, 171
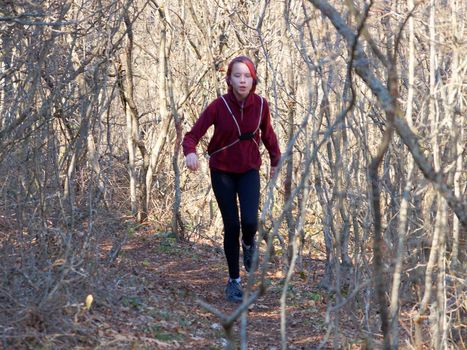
239, 132, 255, 140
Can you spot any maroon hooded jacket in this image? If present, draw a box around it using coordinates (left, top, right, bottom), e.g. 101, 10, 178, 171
182, 90, 281, 173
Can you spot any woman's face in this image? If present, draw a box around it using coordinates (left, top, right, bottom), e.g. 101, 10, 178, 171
229, 62, 254, 101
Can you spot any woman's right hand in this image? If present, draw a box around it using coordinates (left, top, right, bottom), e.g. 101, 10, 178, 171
185, 153, 200, 171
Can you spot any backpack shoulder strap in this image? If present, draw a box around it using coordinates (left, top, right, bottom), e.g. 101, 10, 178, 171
254, 96, 264, 133
220, 96, 241, 136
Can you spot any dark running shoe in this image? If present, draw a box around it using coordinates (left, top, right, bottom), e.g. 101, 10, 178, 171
225, 280, 243, 303
243, 240, 256, 272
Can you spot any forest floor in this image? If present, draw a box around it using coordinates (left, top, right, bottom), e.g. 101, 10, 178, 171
75, 227, 376, 350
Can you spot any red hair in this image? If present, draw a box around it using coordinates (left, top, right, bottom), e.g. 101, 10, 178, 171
225, 56, 257, 93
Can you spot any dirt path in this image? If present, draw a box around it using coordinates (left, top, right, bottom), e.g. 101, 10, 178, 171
91, 231, 352, 349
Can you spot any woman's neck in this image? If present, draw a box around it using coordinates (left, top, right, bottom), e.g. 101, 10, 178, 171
233, 91, 247, 103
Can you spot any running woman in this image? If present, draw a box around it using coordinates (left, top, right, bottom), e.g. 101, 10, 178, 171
182, 56, 281, 302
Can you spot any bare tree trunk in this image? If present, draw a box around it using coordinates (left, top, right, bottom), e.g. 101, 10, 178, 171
389, 1, 416, 346
280, 186, 309, 350
1, 29, 13, 129
117, 60, 137, 216
119, 14, 149, 221
281, 3, 300, 267
87, 128, 106, 203
434, 199, 448, 349
171, 109, 184, 239
63, 30, 90, 214
367, 1, 399, 346
160, 4, 185, 240
414, 194, 441, 348
448, 0, 465, 268
145, 0, 172, 215
336, 71, 353, 270
314, 68, 336, 290
369, 118, 393, 350
284, 77, 296, 264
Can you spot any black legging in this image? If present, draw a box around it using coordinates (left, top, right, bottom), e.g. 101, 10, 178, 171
210, 169, 260, 280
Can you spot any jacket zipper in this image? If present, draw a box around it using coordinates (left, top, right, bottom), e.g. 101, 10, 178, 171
240, 101, 244, 122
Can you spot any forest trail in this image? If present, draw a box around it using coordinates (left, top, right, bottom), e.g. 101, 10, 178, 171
89, 230, 359, 349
